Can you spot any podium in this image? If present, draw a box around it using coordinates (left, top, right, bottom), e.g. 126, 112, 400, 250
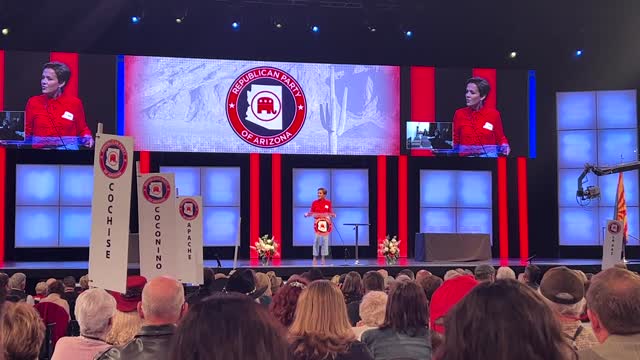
343, 223, 370, 265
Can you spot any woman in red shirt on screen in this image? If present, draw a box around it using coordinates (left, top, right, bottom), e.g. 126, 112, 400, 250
452, 77, 510, 157
25, 62, 94, 149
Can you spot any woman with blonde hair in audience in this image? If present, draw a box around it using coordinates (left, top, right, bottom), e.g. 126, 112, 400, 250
289, 280, 373, 360
105, 276, 146, 346
0, 302, 46, 360
361, 279, 431, 360
435, 279, 577, 360
352, 291, 388, 340
169, 293, 290, 360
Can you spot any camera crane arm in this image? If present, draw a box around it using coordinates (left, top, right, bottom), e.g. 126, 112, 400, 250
577, 161, 640, 200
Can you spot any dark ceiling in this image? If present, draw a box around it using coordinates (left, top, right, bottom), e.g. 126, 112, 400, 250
0, 0, 638, 79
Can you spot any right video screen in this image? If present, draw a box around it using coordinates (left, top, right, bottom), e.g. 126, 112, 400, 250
406, 67, 534, 158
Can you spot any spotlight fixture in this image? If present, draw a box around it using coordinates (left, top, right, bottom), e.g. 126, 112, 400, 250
1, 28, 9, 36
311, 25, 320, 33
368, 25, 377, 33
131, 16, 142, 24
509, 51, 518, 59
575, 49, 583, 56
404, 30, 413, 38
273, 19, 284, 29
175, 17, 184, 24
232, 21, 240, 30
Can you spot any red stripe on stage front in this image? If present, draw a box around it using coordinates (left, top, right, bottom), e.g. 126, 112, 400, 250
0, 51, 5, 263
518, 157, 529, 261
472, 68, 497, 109
50, 53, 79, 97
410, 67, 436, 121
398, 155, 408, 257
377, 156, 387, 257
139, 151, 150, 174
272, 154, 282, 258
250, 153, 260, 259
498, 157, 509, 261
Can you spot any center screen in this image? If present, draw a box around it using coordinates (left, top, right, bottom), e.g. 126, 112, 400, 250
125, 56, 400, 155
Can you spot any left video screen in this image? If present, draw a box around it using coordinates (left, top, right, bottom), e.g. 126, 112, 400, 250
1, 51, 118, 150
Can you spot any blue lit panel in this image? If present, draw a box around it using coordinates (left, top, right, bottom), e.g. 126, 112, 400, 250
557, 130, 597, 169
15, 206, 59, 247
16, 165, 60, 206
457, 208, 492, 238
559, 207, 599, 245
59, 207, 91, 247
60, 165, 93, 206
331, 169, 369, 207
333, 207, 369, 246
558, 169, 599, 207
202, 167, 241, 207
597, 129, 638, 166
598, 171, 638, 207
599, 206, 639, 246
160, 166, 201, 196
420, 170, 456, 207
457, 171, 492, 208
292, 207, 317, 246
203, 207, 239, 246
292, 169, 331, 207
420, 208, 456, 233
597, 90, 637, 129
556, 91, 596, 130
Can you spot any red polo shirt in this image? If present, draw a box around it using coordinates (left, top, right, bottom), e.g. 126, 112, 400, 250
452, 106, 509, 156
310, 198, 332, 215
25, 93, 91, 147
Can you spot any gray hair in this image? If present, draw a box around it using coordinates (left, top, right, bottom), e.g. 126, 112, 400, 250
34, 282, 47, 295
75, 288, 116, 339
543, 295, 586, 317
8, 273, 26, 290
496, 267, 516, 280
141, 277, 184, 323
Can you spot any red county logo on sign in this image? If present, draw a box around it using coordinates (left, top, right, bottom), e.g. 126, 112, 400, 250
142, 176, 172, 204
608, 222, 622, 234
314, 217, 333, 236
99, 139, 128, 179
179, 199, 199, 221
226, 67, 307, 148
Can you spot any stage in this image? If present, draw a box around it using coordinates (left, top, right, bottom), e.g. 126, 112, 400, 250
2, 258, 639, 285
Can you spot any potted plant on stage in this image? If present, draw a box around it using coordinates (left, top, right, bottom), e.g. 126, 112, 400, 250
379, 235, 401, 265
252, 234, 279, 266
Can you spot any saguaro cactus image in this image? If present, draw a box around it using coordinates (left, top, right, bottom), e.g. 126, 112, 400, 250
320, 67, 348, 154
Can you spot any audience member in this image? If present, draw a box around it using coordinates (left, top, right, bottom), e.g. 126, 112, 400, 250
417, 274, 443, 301
62, 275, 79, 320
443, 269, 464, 281
436, 280, 576, 360
52, 288, 116, 360
270, 276, 308, 328
430, 275, 477, 334
224, 269, 267, 300
266, 271, 283, 295
397, 269, 415, 280
255, 272, 273, 306
474, 264, 496, 283
496, 266, 516, 280
169, 293, 290, 360
362, 280, 431, 360
6, 272, 35, 304
521, 264, 542, 290
348, 271, 385, 325
106, 275, 146, 346
186, 267, 215, 305
415, 269, 432, 283
79, 275, 90, 292
34, 281, 47, 303
98, 276, 187, 360
0, 302, 46, 360
578, 268, 640, 360
352, 291, 388, 340
0, 272, 9, 303
307, 268, 324, 282
40, 279, 71, 317
342, 271, 364, 305
290, 280, 373, 360
539, 267, 598, 350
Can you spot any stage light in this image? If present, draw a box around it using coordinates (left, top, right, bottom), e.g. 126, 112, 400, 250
275, 22, 284, 29
131, 16, 141, 24
1, 28, 9, 36
405, 30, 413, 38
176, 17, 184, 24
311, 25, 320, 33
232, 21, 240, 29
575, 49, 583, 56
509, 51, 518, 59
368, 25, 377, 33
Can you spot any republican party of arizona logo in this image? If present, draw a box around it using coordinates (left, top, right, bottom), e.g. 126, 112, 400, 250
99, 139, 128, 179
142, 176, 171, 204
226, 66, 307, 148
179, 198, 199, 221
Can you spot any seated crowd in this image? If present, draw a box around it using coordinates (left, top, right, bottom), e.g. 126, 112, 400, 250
0, 263, 638, 360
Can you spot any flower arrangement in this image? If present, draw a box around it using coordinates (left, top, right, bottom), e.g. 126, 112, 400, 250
379, 235, 401, 262
251, 234, 279, 260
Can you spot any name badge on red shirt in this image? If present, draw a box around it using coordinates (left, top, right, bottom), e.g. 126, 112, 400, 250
483, 122, 494, 131
62, 111, 75, 121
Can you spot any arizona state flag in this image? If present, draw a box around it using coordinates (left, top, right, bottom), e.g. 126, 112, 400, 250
614, 172, 628, 243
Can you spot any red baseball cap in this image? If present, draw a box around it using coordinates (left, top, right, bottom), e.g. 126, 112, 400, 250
429, 275, 478, 334
109, 275, 147, 313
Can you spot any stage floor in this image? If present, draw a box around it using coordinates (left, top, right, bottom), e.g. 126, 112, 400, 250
2, 258, 638, 280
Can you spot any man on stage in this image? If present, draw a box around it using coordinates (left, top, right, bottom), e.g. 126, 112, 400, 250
305, 187, 334, 266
